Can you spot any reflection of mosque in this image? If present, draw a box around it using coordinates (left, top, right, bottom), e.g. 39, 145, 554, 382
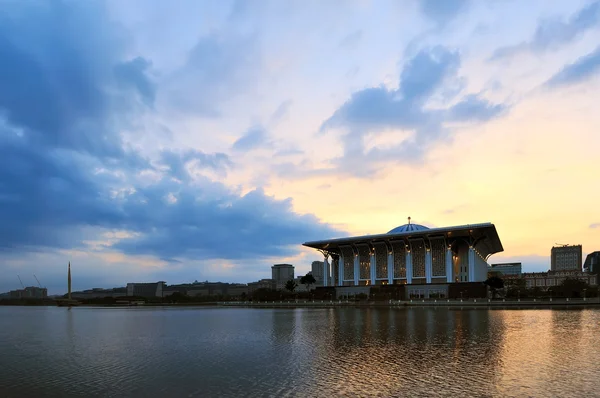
301, 308, 507, 396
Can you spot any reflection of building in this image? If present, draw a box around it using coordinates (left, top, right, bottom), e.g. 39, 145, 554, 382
488, 262, 522, 276
505, 270, 597, 289
303, 219, 503, 299
126, 282, 166, 298
272, 264, 294, 290
551, 244, 582, 271
8, 286, 47, 299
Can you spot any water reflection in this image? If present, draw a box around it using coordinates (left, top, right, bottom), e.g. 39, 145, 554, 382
0, 307, 599, 397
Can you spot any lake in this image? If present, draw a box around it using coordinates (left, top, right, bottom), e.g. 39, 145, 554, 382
0, 306, 599, 397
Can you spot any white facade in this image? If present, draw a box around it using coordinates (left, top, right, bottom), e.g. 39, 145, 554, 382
304, 222, 503, 288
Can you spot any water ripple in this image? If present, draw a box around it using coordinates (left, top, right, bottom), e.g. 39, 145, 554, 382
1, 307, 600, 397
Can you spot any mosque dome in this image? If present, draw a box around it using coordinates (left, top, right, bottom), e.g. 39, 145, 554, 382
387, 218, 429, 234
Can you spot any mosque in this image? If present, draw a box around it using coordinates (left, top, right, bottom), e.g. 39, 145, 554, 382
303, 218, 503, 299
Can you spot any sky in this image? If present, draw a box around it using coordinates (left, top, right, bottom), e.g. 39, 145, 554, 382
1, 0, 599, 294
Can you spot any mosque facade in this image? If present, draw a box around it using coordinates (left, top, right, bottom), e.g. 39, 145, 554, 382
303, 218, 504, 299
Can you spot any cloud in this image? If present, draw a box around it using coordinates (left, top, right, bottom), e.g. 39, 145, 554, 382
232, 126, 270, 152
320, 47, 506, 177
545, 46, 600, 87
590, 223, 600, 229
113, 188, 342, 260
162, 28, 261, 117
491, 1, 600, 59
0, 1, 343, 275
159, 149, 232, 181
419, 0, 469, 25
339, 30, 363, 48
270, 100, 293, 123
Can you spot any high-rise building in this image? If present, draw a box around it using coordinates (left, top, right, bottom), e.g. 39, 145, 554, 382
551, 245, 582, 271
311, 261, 325, 284
488, 262, 522, 276
584, 251, 600, 285
271, 264, 294, 290
584, 251, 600, 273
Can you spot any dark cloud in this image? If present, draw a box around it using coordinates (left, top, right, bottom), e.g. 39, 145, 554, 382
321, 47, 506, 177
113, 188, 340, 260
0, 1, 343, 271
545, 46, 600, 87
232, 126, 270, 152
491, 1, 600, 59
590, 223, 600, 229
419, 0, 469, 25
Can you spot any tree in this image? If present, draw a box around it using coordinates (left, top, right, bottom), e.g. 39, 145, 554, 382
284, 279, 297, 293
300, 272, 317, 291
484, 276, 505, 298
558, 278, 588, 298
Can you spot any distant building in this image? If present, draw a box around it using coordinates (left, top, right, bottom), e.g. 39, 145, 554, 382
248, 279, 275, 293
271, 264, 294, 290
126, 282, 166, 298
551, 245, 582, 271
504, 270, 597, 289
8, 286, 47, 299
584, 251, 600, 284
311, 261, 325, 285
488, 262, 522, 276
71, 287, 126, 299
584, 251, 600, 273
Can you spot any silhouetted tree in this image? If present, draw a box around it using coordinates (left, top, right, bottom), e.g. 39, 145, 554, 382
558, 278, 588, 298
285, 279, 297, 293
484, 276, 504, 298
300, 272, 317, 291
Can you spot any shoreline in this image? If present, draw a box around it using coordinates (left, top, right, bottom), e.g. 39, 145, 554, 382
2, 298, 599, 309
218, 298, 600, 309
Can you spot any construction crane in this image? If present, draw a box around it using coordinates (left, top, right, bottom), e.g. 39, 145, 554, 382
34, 274, 43, 288
17, 275, 25, 289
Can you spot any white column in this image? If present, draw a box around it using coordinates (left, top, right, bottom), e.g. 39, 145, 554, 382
370, 252, 376, 285
338, 256, 344, 286
353, 255, 359, 285
406, 251, 413, 284
446, 248, 453, 283
425, 249, 432, 284
387, 252, 394, 284
468, 247, 475, 282
323, 255, 330, 287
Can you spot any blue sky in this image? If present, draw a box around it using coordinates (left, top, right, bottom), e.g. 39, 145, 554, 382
1, 0, 599, 294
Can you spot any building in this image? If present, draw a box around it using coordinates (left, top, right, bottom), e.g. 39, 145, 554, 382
488, 262, 522, 276
248, 279, 275, 293
505, 270, 598, 289
584, 251, 600, 284
126, 282, 166, 298
71, 287, 127, 299
551, 244, 582, 271
584, 251, 600, 273
311, 261, 325, 285
8, 286, 48, 299
303, 219, 503, 299
271, 263, 294, 290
